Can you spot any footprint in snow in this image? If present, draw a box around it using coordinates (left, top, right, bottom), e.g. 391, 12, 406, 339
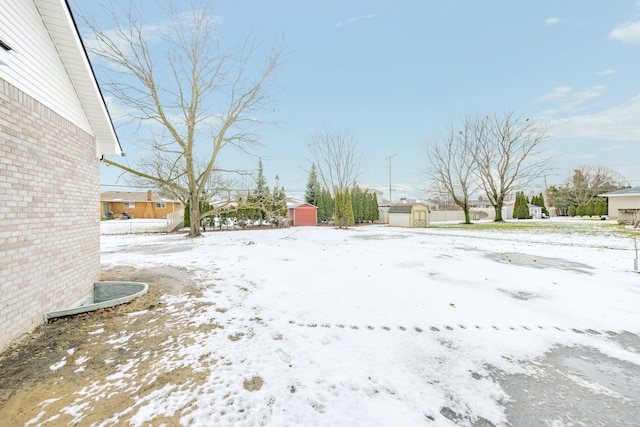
276, 349, 292, 366
257, 396, 275, 426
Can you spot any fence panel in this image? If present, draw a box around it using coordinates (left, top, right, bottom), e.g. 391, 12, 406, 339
166, 209, 184, 233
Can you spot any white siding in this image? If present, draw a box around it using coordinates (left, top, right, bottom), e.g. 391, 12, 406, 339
389, 213, 411, 227
0, 0, 92, 133
609, 195, 640, 220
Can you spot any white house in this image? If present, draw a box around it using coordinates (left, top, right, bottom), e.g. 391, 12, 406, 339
0, 0, 121, 352
599, 186, 640, 224
528, 204, 543, 219
502, 201, 543, 220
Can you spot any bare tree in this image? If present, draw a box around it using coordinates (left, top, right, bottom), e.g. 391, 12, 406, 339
308, 127, 362, 194
474, 111, 549, 221
82, 0, 283, 237
567, 165, 627, 205
426, 117, 478, 224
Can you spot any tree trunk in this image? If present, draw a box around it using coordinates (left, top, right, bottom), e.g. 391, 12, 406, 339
189, 192, 201, 238
463, 207, 471, 224
494, 200, 504, 222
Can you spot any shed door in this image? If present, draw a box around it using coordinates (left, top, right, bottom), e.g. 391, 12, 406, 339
413, 211, 427, 227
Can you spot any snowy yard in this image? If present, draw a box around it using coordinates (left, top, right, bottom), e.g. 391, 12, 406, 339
100, 218, 168, 234
46, 220, 640, 425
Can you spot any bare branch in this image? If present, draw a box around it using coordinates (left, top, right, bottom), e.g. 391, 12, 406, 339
473, 111, 550, 221
308, 127, 362, 193
80, 0, 283, 236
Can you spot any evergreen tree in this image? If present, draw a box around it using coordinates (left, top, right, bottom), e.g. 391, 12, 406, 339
513, 192, 531, 219
596, 198, 608, 216
568, 204, 576, 217
369, 192, 379, 222
323, 187, 334, 221
316, 186, 326, 223
333, 190, 344, 226
362, 190, 371, 223
344, 187, 355, 226
513, 192, 522, 219
351, 185, 363, 223
334, 188, 355, 228
304, 164, 319, 206
586, 199, 597, 217
536, 192, 550, 216
247, 159, 271, 225
576, 202, 587, 216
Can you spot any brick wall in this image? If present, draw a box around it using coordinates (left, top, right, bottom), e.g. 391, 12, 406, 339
0, 79, 100, 352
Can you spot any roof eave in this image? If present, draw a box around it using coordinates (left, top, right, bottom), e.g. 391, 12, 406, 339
37, 0, 122, 157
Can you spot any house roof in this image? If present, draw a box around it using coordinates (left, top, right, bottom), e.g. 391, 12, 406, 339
389, 202, 430, 213
599, 186, 640, 197
287, 202, 317, 209
100, 191, 179, 203
37, 0, 122, 156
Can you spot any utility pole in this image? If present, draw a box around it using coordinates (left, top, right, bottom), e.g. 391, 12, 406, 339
386, 154, 396, 203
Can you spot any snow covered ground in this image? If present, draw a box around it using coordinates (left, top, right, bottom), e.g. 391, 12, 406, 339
89, 219, 640, 425
100, 218, 168, 234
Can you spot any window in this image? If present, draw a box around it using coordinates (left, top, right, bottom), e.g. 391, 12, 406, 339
156, 202, 166, 209
124, 202, 135, 208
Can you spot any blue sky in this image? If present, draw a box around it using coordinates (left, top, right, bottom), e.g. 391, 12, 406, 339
71, 1, 640, 200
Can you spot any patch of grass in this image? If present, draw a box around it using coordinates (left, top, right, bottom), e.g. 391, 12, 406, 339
429, 218, 628, 237
55, 341, 70, 352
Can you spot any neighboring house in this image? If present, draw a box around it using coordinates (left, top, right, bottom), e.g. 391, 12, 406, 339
502, 199, 515, 220
528, 204, 543, 220
599, 186, 640, 224
365, 188, 388, 223
388, 202, 430, 228
287, 201, 317, 226
502, 201, 543, 220
101, 191, 182, 219
0, 1, 121, 353
469, 199, 492, 209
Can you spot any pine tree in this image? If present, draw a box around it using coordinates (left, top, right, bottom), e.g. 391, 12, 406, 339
248, 159, 270, 225
333, 190, 344, 227
304, 164, 319, 206
576, 203, 587, 216
568, 204, 576, 217
351, 185, 363, 223
370, 192, 379, 222
596, 198, 608, 216
316, 187, 326, 223
362, 190, 371, 223
323, 187, 334, 221
269, 184, 287, 226
333, 188, 354, 228
513, 192, 530, 219
537, 192, 550, 216
344, 187, 355, 226
586, 199, 596, 217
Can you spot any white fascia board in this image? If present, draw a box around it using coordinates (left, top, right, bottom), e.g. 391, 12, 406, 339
36, 0, 122, 157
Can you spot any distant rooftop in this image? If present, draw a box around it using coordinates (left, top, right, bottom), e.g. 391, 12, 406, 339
599, 186, 640, 197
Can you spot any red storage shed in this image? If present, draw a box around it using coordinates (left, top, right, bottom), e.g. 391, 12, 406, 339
287, 202, 317, 226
